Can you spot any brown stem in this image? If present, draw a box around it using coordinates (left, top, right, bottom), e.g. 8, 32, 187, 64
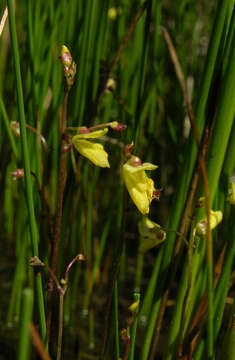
26, 123, 49, 152
30, 322, 52, 360
56, 294, 64, 360
46, 91, 69, 341
123, 341, 131, 360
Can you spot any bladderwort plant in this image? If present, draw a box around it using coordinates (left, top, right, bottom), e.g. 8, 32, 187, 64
2, 1, 235, 360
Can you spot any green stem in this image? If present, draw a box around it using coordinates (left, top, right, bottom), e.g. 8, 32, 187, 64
128, 293, 140, 360
114, 281, 120, 360
7, 0, 46, 342
177, 217, 196, 357
18, 288, 34, 360
0, 96, 18, 159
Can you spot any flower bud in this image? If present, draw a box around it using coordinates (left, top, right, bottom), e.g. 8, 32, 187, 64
60, 45, 72, 67
77, 253, 86, 261
128, 300, 140, 313
108, 7, 118, 20
130, 156, 142, 167
105, 78, 116, 92
77, 126, 90, 134
124, 142, 134, 157
60, 45, 76, 90
62, 143, 73, 153
196, 197, 205, 208
10, 121, 20, 137
110, 121, 126, 131
11, 168, 24, 180
30, 256, 44, 267
60, 278, 67, 285
120, 328, 131, 344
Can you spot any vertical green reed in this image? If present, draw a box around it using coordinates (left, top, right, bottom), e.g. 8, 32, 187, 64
18, 288, 34, 360
0, 96, 18, 159
128, 292, 140, 360
7, 0, 46, 341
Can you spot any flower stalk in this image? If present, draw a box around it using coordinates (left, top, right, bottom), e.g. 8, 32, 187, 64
30, 254, 85, 360
47, 45, 76, 341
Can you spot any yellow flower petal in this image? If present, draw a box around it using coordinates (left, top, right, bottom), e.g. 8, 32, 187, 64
123, 161, 158, 174
76, 128, 108, 139
72, 138, 110, 168
122, 156, 158, 214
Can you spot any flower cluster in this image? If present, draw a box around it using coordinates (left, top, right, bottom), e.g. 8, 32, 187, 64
60, 45, 159, 216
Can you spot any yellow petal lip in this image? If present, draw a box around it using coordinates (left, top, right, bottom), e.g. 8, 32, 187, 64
72, 138, 110, 168
124, 162, 158, 173
76, 128, 108, 139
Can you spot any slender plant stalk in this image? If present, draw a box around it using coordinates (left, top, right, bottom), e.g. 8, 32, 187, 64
7, 0, 46, 342
47, 91, 69, 340
128, 293, 140, 360
0, 96, 18, 159
177, 217, 196, 357
114, 282, 120, 360
57, 294, 64, 360
18, 288, 34, 360
101, 194, 126, 358
30, 322, 52, 360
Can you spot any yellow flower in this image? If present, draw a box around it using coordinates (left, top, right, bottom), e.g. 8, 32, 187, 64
138, 217, 166, 252
122, 156, 158, 214
72, 128, 110, 168
195, 210, 223, 237
128, 300, 140, 313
